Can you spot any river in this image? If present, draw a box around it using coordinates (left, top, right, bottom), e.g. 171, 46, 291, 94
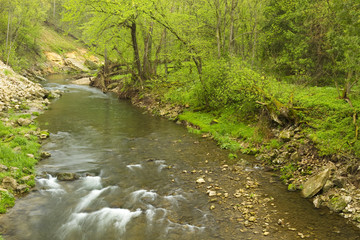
0, 75, 359, 239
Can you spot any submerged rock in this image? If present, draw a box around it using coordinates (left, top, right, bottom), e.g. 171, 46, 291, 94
301, 168, 330, 198
57, 172, 79, 181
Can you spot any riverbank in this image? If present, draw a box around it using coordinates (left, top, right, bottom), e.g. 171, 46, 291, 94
0, 60, 56, 213
86, 71, 360, 230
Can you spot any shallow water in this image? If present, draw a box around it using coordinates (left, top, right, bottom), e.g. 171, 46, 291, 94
0, 74, 359, 239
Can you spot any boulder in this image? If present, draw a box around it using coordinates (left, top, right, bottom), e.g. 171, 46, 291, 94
40, 151, 51, 159
72, 77, 91, 85
301, 168, 330, 198
329, 195, 352, 212
2, 176, 18, 190
57, 172, 79, 181
64, 58, 89, 72
17, 118, 32, 126
16, 184, 29, 194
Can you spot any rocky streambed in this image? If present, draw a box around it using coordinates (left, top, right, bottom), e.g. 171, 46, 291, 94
124, 92, 360, 232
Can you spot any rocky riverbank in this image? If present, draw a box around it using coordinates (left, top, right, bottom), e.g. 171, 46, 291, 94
0, 60, 58, 213
115, 91, 360, 230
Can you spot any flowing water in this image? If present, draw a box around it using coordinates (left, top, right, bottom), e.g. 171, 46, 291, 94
0, 75, 360, 240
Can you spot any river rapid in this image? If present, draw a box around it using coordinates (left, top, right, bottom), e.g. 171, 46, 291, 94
0, 75, 359, 240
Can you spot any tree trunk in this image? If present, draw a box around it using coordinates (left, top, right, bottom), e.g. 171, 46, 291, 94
215, 0, 222, 58
5, 6, 10, 64
229, 0, 237, 56
130, 21, 143, 82
142, 22, 154, 79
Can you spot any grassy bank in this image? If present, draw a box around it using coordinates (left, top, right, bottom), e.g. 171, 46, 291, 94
0, 112, 42, 213
136, 61, 360, 161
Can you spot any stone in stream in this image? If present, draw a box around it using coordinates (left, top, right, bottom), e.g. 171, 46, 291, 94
301, 168, 330, 198
56, 172, 79, 181
40, 151, 51, 159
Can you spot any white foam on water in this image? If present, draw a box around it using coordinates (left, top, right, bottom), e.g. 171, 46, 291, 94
164, 194, 187, 208
37, 175, 66, 195
79, 176, 102, 190
129, 189, 157, 204
154, 160, 167, 172
126, 164, 143, 171
165, 220, 206, 235
37, 175, 61, 189
58, 207, 142, 239
75, 186, 113, 212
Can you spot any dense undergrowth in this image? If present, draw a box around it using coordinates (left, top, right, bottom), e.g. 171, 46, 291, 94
139, 59, 360, 160
0, 112, 41, 213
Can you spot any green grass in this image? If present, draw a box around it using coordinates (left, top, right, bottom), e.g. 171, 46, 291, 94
0, 114, 40, 213
178, 110, 258, 153
38, 25, 83, 54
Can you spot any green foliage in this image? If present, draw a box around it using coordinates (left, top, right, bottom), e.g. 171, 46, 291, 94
0, 191, 15, 214
280, 163, 297, 182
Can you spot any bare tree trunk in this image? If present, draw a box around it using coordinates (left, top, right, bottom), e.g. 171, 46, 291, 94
5, 5, 10, 64
143, 22, 154, 79
53, 0, 56, 19
215, 0, 222, 58
153, 28, 167, 76
130, 21, 143, 82
229, 0, 238, 56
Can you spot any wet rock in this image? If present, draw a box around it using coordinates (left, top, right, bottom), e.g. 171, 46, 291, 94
196, 178, 205, 184
301, 168, 330, 198
40, 151, 51, 159
17, 118, 32, 126
329, 195, 352, 212
16, 184, 29, 193
57, 172, 79, 181
313, 196, 322, 208
207, 190, 217, 197
2, 176, 18, 190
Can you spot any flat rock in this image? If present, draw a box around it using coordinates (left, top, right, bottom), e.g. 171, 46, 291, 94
72, 77, 91, 85
301, 168, 330, 198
